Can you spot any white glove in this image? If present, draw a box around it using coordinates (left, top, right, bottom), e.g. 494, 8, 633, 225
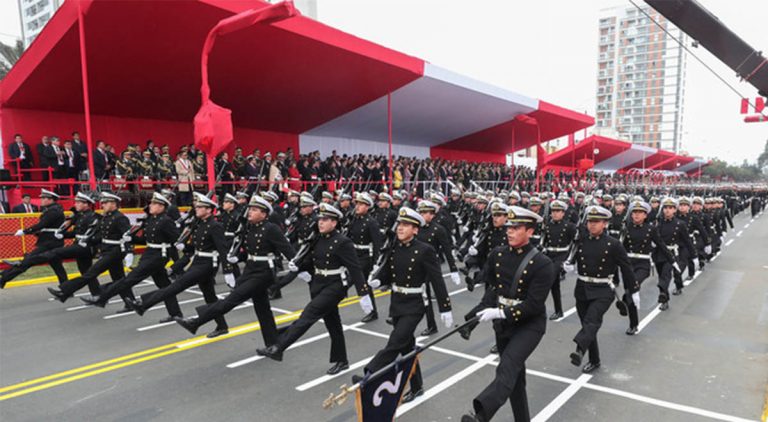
297, 271, 311, 283
562, 262, 575, 273
227, 255, 239, 264
440, 311, 454, 328
175, 243, 185, 251
693, 258, 700, 269
672, 262, 682, 274
720, 235, 724, 243
54, 232, 64, 239
704, 245, 712, 255
288, 261, 299, 272
14, 229, 24, 237
78, 241, 87, 248
477, 307, 505, 322
631, 292, 640, 308
359, 295, 374, 314
285, 219, 291, 226
449, 272, 461, 286
368, 278, 381, 289
224, 273, 236, 288
123, 253, 134, 268
468, 246, 478, 256
460, 226, 469, 235
122, 234, 132, 243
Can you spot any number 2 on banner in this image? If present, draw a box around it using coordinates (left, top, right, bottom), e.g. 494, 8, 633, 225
373, 371, 403, 407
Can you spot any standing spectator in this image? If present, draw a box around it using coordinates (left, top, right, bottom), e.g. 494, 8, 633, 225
63, 140, 80, 195
175, 151, 195, 205
71, 131, 88, 175
51, 137, 67, 183
8, 134, 34, 181
12, 194, 38, 213
93, 141, 111, 180
37, 136, 55, 181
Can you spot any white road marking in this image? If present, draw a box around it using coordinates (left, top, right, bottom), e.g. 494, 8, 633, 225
295, 356, 373, 391
744, 223, 750, 229
736, 230, 743, 237
66, 298, 123, 311
636, 306, 662, 333
555, 307, 577, 322
103, 297, 204, 320
725, 239, 735, 247
395, 354, 498, 417
48, 280, 153, 302
532, 374, 592, 422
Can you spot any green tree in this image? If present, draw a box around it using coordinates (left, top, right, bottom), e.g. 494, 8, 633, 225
0, 39, 25, 80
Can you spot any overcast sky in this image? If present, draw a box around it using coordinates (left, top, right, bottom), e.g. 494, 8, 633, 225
1, 0, 766, 164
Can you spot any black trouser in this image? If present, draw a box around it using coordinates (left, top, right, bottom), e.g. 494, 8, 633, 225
275, 279, 348, 363
97, 250, 181, 317
170, 253, 192, 277
357, 253, 377, 314
547, 254, 567, 314
0, 241, 65, 286
57, 247, 134, 304
139, 258, 227, 330
195, 264, 276, 346
366, 312, 424, 391
573, 283, 613, 365
626, 261, 650, 329
424, 281, 437, 331
473, 324, 544, 422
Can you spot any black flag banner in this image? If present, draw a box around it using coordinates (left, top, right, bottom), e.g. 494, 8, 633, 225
355, 354, 419, 422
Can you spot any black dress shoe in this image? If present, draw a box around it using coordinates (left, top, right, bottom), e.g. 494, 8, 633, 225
401, 388, 424, 403
256, 345, 283, 362
126, 298, 146, 316
158, 315, 176, 324
206, 327, 229, 338
80, 295, 106, 308
47, 287, 68, 303
327, 361, 349, 375
489, 344, 498, 354
466, 280, 474, 292
672, 287, 683, 296
615, 299, 628, 316
570, 348, 584, 367
420, 326, 438, 337
268, 288, 282, 300
659, 301, 669, 311
626, 326, 638, 336
361, 311, 378, 323
549, 311, 563, 320
582, 362, 601, 373
174, 317, 199, 335
385, 317, 393, 325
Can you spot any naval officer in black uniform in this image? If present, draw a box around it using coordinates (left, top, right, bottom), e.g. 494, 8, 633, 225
461, 206, 554, 422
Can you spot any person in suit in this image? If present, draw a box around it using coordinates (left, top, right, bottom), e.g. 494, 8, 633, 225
36, 136, 55, 181
50, 137, 67, 184
62, 140, 81, 195
12, 194, 39, 213
71, 131, 88, 174
93, 140, 111, 181
8, 134, 34, 181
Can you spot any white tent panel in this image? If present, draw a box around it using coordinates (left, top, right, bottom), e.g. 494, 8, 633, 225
299, 134, 430, 159
593, 144, 657, 171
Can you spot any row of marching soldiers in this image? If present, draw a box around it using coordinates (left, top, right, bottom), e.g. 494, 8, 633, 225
1, 184, 765, 422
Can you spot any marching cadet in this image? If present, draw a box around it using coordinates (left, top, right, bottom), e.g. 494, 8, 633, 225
648, 197, 661, 221
161, 189, 181, 222
462, 202, 508, 292
174, 195, 295, 348
373, 192, 397, 236
608, 195, 627, 238
347, 193, 383, 323
541, 199, 576, 320
257, 203, 371, 376
653, 197, 694, 309
1, 189, 66, 288
621, 200, 676, 335
691, 197, 713, 264
430, 192, 457, 237
460, 206, 554, 422
219, 193, 243, 286
321, 191, 334, 204
270, 194, 317, 300
261, 191, 287, 231
127, 195, 230, 338
563, 205, 635, 373
359, 207, 454, 403
526, 197, 543, 247
80, 193, 182, 324
416, 200, 461, 336
47, 192, 136, 312
676, 197, 708, 278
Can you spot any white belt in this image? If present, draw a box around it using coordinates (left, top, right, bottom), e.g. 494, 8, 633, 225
224, 231, 236, 237
392, 285, 424, 295
531, 235, 541, 239
546, 246, 570, 252
102, 239, 125, 245
40, 228, 59, 233
666, 244, 679, 256
627, 252, 651, 260
577, 274, 614, 284
75, 234, 89, 240
314, 267, 345, 277
248, 254, 275, 268
354, 243, 373, 254
194, 250, 219, 266
498, 296, 522, 307
147, 242, 171, 258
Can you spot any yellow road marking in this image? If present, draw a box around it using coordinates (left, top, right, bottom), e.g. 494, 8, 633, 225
5, 261, 172, 289
0, 290, 389, 401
